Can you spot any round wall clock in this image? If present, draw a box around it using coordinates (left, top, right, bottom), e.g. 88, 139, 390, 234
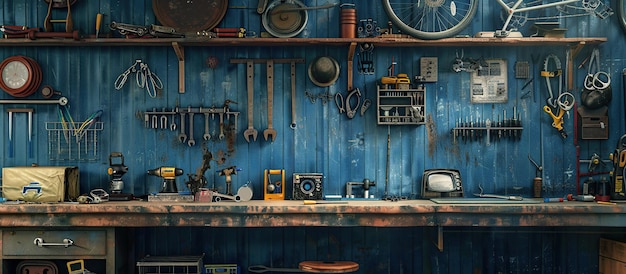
0, 56, 42, 97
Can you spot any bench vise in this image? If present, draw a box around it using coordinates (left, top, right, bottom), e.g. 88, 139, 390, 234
346, 179, 376, 199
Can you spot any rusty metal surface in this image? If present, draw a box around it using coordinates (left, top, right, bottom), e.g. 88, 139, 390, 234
152, 0, 228, 32
0, 201, 623, 228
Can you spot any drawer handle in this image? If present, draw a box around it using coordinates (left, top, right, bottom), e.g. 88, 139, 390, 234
33, 237, 74, 248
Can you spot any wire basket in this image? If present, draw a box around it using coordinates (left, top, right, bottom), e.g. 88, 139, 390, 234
46, 121, 103, 161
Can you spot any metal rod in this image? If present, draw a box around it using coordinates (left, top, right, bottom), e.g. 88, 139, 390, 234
0, 97, 68, 105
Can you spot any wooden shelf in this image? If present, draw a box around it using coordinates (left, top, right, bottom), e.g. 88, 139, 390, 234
0, 36, 607, 47
0, 200, 622, 228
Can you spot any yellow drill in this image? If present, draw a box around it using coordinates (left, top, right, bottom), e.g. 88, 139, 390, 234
147, 167, 184, 193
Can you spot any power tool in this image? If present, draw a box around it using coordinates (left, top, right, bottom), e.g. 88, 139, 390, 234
147, 166, 184, 193
107, 152, 132, 201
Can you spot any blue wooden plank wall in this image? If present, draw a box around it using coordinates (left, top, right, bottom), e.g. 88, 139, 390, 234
0, 0, 624, 273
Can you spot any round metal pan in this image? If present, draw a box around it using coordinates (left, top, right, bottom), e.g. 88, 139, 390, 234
43, 0, 78, 8
152, 0, 229, 33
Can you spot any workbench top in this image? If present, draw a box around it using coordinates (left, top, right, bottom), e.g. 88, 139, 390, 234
0, 199, 623, 228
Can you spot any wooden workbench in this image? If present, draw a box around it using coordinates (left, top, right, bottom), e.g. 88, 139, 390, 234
0, 199, 623, 228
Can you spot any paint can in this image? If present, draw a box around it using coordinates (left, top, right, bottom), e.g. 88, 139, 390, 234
340, 4, 356, 38
533, 177, 542, 198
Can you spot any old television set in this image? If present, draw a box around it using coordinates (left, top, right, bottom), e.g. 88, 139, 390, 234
420, 169, 464, 199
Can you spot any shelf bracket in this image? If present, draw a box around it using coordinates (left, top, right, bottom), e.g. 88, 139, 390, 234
569, 41, 586, 59
428, 226, 444, 252
566, 42, 587, 91
436, 225, 443, 252
172, 42, 185, 93
347, 42, 357, 91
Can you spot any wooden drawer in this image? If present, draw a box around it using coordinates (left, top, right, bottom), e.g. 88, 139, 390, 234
2, 229, 107, 256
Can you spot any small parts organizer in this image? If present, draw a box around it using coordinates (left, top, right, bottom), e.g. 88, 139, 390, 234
136, 255, 204, 274
46, 121, 103, 161
377, 85, 425, 125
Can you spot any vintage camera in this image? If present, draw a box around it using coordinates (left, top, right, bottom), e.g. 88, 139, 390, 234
292, 173, 323, 200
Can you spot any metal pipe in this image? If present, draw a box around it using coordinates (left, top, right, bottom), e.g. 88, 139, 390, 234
0, 97, 68, 106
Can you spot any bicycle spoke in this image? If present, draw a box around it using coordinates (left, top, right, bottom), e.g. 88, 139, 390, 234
383, 0, 477, 39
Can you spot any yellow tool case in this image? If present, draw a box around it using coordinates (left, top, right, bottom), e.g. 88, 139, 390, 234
2, 166, 79, 202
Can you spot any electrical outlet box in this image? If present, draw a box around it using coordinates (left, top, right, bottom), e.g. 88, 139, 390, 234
420, 57, 438, 82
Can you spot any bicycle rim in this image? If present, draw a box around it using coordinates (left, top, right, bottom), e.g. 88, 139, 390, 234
618, 0, 626, 34
382, 0, 478, 39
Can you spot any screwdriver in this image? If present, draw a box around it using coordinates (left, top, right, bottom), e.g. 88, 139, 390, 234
95, 13, 103, 38
303, 200, 348, 205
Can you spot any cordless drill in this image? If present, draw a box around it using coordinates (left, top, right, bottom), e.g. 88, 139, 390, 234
147, 166, 184, 193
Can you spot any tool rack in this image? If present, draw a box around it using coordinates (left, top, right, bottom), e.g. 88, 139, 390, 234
144, 107, 239, 128
451, 109, 523, 145
376, 85, 425, 125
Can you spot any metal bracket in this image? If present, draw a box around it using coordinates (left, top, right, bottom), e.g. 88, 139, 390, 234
172, 42, 185, 93
428, 226, 444, 252
347, 42, 357, 90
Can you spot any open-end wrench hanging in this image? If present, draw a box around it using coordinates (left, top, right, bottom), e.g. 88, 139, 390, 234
202, 109, 211, 141
264, 60, 277, 141
187, 107, 196, 146
290, 62, 297, 129
231, 58, 304, 141
243, 61, 258, 142
178, 111, 187, 143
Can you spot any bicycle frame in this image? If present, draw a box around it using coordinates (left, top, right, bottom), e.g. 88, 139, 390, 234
496, 0, 592, 36
382, 0, 611, 39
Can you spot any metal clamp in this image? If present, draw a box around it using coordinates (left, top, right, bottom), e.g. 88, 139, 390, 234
34, 237, 74, 248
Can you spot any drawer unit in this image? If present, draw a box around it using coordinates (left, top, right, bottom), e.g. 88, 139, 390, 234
3, 229, 107, 256
0, 228, 119, 273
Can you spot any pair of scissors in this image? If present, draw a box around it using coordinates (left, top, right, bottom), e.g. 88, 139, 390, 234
584, 48, 611, 91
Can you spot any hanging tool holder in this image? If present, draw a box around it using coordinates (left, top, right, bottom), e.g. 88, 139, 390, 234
143, 103, 240, 146
451, 108, 523, 145
45, 121, 103, 161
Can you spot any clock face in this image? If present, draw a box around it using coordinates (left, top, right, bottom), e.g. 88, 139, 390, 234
2, 60, 29, 89
0, 55, 42, 97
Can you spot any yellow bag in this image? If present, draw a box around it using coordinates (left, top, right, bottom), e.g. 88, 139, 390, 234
2, 166, 79, 202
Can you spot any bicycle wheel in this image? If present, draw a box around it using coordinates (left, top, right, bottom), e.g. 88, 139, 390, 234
618, 0, 626, 34
382, 0, 479, 39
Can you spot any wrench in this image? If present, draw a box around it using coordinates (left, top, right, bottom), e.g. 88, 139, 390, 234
170, 112, 176, 131
243, 61, 258, 142
178, 111, 187, 143
290, 61, 297, 129
218, 111, 225, 140
232, 112, 239, 136
263, 60, 277, 141
187, 108, 196, 146
203, 110, 211, 140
